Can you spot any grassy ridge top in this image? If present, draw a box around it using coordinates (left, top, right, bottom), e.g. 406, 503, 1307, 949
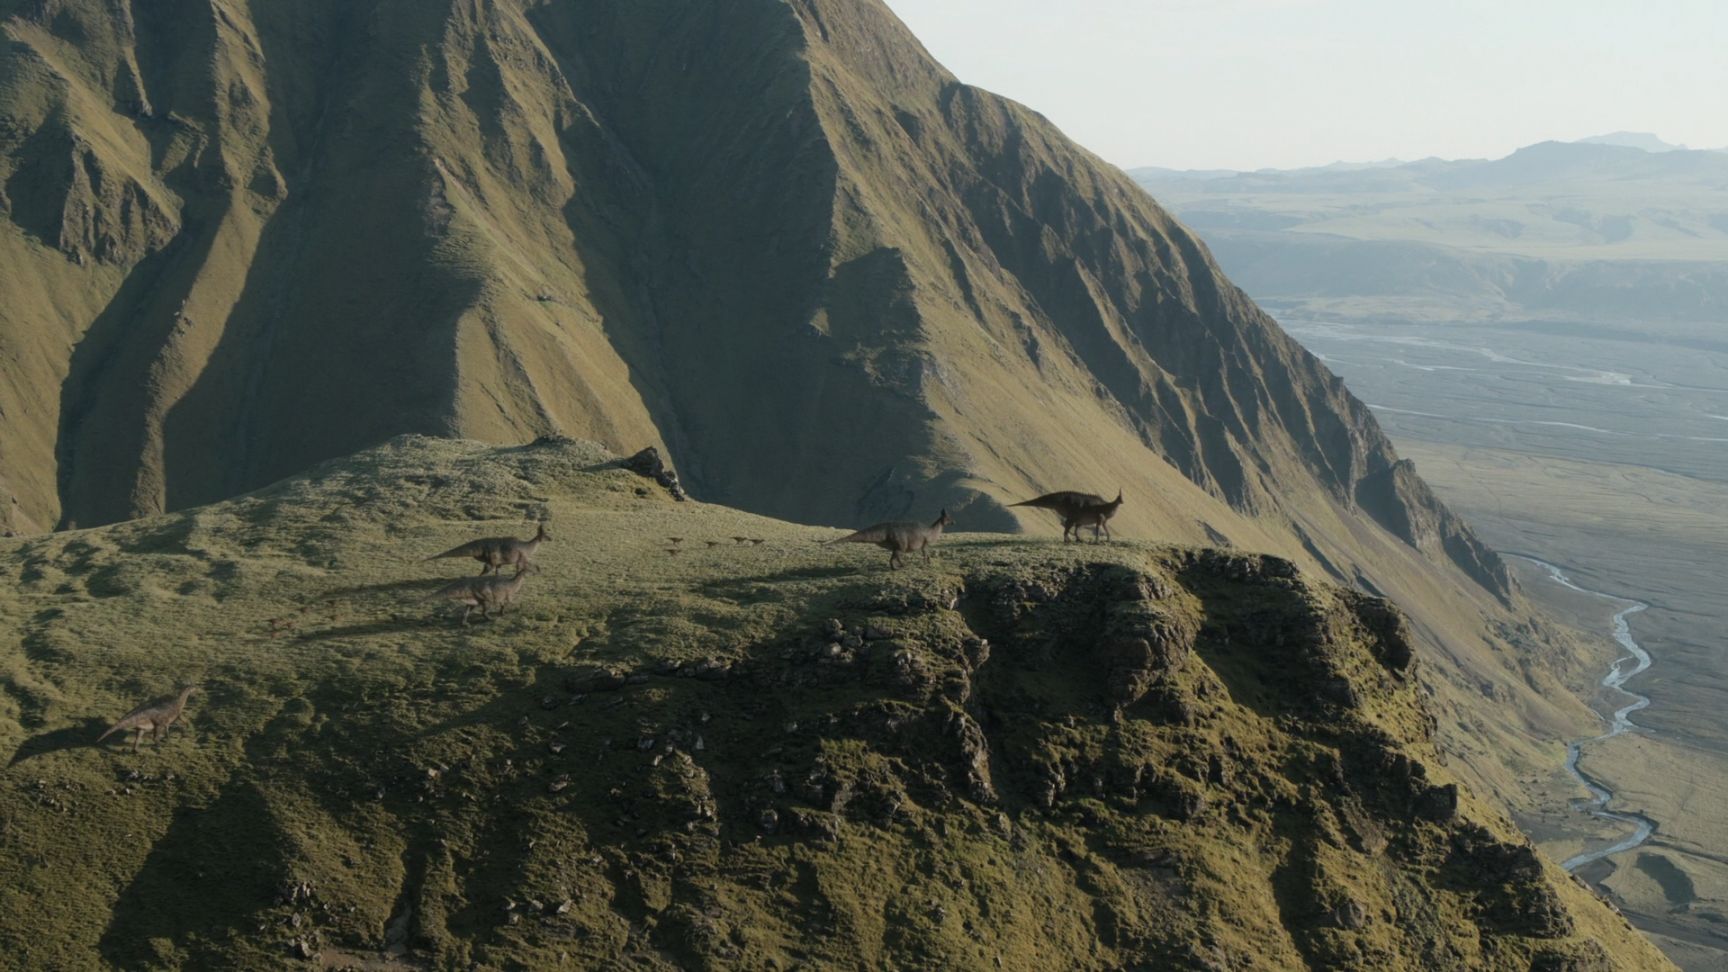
0, 438, 1668, 969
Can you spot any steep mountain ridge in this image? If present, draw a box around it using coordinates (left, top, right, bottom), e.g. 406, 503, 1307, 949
0, 0, 1504, 600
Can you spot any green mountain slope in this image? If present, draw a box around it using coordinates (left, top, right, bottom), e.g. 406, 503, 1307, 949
0, 437, 1671, 969
0, 2, 1648, 951
0, 0, 1504, 596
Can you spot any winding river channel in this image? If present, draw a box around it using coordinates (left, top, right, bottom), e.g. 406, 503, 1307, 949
1512, 555, 1658, 871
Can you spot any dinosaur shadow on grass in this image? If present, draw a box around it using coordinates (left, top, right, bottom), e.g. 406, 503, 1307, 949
701, 563, 864, 587
293, 616, 445, 642
7, 717, 110, 767
322, 578, 448, 599
98, 713, 298, 970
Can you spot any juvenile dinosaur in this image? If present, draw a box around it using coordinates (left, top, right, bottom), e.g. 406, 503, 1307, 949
427, 523, 548, 575
826, 510, 953, 570
97, 684, 198, 752
430, 570, 532, 625
1010, 490, 1124, 542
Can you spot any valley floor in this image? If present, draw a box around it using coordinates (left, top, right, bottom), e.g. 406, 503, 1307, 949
1288, 314, 1728, 970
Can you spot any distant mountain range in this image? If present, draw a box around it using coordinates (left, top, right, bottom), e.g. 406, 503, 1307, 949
1129, 136, 1728, 325
1131, 136, 1728, 195
1131, 133, 1718, 184
1575, 131, 1690, 152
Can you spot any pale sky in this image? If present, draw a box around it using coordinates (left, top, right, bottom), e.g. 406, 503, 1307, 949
882, 0, 1728, 171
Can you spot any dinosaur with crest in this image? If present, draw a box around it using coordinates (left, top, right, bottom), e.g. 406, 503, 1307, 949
429, 570, 533, 625
1009, 490, 1123, 542
825, 510, 953, 570
427, 522, 548, 576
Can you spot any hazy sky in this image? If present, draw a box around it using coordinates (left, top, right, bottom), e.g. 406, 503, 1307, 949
882, 0, 1728, 171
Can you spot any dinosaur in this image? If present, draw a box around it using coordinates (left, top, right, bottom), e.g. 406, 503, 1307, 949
430, 570, 532, 625
826, 510, 953, 570
98, 684, 199, 752
427, 523, 548, 575
1009, 490, 1124, 542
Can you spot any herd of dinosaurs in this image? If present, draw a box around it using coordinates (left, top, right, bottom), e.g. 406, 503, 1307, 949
96, 487, 1124, 750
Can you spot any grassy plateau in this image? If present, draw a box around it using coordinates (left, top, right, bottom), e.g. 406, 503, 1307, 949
0, 436, 1668, 970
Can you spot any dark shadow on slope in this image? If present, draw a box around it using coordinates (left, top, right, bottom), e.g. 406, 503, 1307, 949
3, 122, 78, 248
54, 232, 208, 529
294, 617, 444, 642
1173, 554, 1333, 724
1267, 823, 1330, 967
98, 777, 291, 968
95, 691, 353, 967
323, 578, 450, 599
162, 1, 469, 514
521, 2, 960, 529
7, 718, 109, 767
46, 0, 234, 531
698, 564, 883, 589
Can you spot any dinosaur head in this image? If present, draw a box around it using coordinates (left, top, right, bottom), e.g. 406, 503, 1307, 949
934, 508, 954, 528
1110, 489, 1124, 508
176, 683, 201, 700
534, 522, 550, 542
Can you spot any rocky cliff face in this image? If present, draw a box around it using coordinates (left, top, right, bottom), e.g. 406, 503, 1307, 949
0, 0, 1507, 607
0, 439, 1668, 969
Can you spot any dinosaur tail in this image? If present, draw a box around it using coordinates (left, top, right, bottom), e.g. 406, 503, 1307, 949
824, 529, 884, 546
1009, 497, 1073, 511
96, 723, 120, 743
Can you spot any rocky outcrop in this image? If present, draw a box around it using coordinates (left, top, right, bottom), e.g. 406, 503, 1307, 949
1356, 459, 1514, 599
3, 121, 180, 266
0, 435, 1667, 969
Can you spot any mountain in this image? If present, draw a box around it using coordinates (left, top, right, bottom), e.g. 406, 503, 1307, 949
0, 0, 1660, 965
0, 0, 1608, 800
1576, 131, 1688, 152
1131, 140, 1728, 317
0, 437, 1674, 969
0, 0, 1499, 587
1132, 140, 1728, 199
